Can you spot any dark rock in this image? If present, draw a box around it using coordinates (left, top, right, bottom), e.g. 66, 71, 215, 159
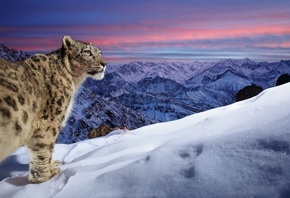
276, 74, 290, 86
236, 84, 263, 102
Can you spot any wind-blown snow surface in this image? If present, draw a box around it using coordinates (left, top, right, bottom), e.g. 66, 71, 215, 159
1, 83, 290, 198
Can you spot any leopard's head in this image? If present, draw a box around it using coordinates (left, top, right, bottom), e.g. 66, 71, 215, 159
62, 36, 106, 80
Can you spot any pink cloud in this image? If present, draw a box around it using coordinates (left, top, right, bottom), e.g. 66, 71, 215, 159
88, 22, 290, 51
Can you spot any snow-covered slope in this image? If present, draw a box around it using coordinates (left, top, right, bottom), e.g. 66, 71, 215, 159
1, 83, 289, 198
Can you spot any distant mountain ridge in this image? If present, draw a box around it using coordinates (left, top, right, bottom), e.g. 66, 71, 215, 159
91, 59, 290, 122
0, 44, 30, 62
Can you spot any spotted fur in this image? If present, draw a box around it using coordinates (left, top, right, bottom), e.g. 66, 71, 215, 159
0, 36, 106, 183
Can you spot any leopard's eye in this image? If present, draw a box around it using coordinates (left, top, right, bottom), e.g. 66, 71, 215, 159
84, 50, 92, 56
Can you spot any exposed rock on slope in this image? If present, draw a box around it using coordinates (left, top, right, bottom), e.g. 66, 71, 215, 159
236, 84, 263, 102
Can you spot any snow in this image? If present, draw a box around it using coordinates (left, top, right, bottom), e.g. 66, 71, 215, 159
1, 83, 290, 198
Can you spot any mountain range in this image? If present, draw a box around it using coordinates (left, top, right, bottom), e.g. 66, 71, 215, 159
0, 44, 289, 143
0, 44, 29, 62
90, 59, 290, 122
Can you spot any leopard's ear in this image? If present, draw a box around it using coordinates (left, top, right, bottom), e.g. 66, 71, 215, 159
62, 36, 75, 50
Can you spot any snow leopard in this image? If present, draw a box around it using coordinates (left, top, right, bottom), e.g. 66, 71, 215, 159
0, 36, 106, 183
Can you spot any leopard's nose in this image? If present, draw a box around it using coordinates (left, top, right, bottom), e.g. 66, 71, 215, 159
100, 60, 107, 68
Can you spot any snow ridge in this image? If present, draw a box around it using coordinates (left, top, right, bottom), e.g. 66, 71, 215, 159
1, 83, 290, 198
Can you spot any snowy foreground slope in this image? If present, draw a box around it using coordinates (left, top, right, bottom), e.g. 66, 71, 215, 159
1, 84, 290, 198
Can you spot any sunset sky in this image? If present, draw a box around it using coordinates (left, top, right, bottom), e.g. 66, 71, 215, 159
0, 0, 290, 64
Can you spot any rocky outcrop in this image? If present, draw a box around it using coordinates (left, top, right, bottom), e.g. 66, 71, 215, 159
276, 74, 290, 86
87, 125, 129, 139
236, 85, 263, 102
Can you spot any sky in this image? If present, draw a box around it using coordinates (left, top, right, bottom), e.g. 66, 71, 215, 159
0, 0, 290, 64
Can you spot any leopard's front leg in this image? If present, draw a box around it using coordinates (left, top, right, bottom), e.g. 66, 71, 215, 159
26, 132, 60, 183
